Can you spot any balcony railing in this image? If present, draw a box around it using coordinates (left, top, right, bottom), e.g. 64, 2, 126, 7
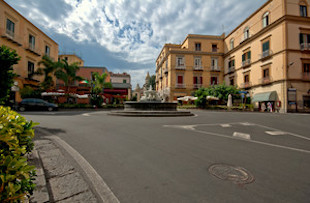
26, 44, 41, 56
0, 28, 22, 46
193, 66, 203, 71
193, 84, 202, 89
300, 43, 310, 51
227, 66, 235, 74
302, 72, 310, 80
241, 59, 251, 68
210, 66, 221, 72
240, 82, 252, 89
175, 83, 186, 89
260, 50, 273, 59
259, 76, 273, 85
175, 65, 186, 70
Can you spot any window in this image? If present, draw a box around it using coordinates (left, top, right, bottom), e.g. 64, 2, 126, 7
28, 61, 34, 78
299, 33, 310, 50
244, 74, 250, 83
177, 56, 185, 67
193, 76, 203, 88
29, 35, 35, 50
212, 44, 217, 52
6, 19, 15, 36
244, 27, 250, 40
210, 76, 218, 85
304, 63, 310, 73
242, 51, 251, 66
229, 77, 234, 86
262, 41, 270, 57
195, 43, 201, 51
65, 57, 68, 61
211, 58, 218, 70
176, 75, 184, 88
123, 79, 127, 83
230, 39, 234, 50
228, 59, 235, 71
300, 5, 307, 17
263, 68, 270, 78
263, 12, 269, 28
194, 57, 201, 67
45, 45, 50, 56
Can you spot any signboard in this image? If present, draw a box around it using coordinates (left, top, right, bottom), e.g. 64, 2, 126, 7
287, 88, 296, 103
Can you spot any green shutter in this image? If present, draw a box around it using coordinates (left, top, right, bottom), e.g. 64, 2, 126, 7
263, 41, 269, 52
242, 54, 245, 62
232, 60, 235, 66
248, 51, 251, 59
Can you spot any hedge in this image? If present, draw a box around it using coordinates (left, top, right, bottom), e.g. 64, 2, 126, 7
0, 106, 37, 202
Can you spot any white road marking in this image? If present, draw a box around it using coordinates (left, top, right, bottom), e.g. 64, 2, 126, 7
265, 131, 287, 136
239, 122, 255, 126
82, 113, 90, 117
47, 136, 120, 203
221, 124, 231, 128
233, 132, 251, 140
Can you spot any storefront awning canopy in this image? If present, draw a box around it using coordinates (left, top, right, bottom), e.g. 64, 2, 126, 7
252, 91, 278, 102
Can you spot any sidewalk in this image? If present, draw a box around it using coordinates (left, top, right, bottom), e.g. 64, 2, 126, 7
28, 139, 98, 202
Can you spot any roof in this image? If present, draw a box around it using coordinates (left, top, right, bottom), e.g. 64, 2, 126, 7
112, 83, 131, 89
79, 66, 107, 71
110, 72, 131, 77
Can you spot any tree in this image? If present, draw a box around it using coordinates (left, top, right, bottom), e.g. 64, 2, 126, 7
195, 84, 240, 108
91, 72, 112, 106
147, 75, 156, 90
36, 55, 59, 90
54, 59, 83, 93
0, 45, 20, 104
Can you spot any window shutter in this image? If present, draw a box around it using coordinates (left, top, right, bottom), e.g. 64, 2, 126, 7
200, 76, 203, 84
193, 77, 197, 84
232, 60, 235, 67
242, 54, 245, 62
300, 33, 304, 44
248, 51, 251, 59
178, 76, 183, 84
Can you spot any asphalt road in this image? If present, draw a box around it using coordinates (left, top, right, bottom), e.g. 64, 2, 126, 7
21, 110, 310, 203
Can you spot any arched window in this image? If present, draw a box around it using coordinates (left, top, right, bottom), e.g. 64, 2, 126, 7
230, 38, 234, 50
263, 12, 269, 28
244, 27, 250, 40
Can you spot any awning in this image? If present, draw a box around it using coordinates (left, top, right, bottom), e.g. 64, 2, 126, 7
252, 91, 278, 102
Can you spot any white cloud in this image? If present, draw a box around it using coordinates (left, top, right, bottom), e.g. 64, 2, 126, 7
6, 0, 266, 65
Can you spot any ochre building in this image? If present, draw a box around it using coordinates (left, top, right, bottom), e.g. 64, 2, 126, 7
0, 0, 58, 102
156, 0, 310, 113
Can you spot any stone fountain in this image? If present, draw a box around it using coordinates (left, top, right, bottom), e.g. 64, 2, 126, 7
109, 86, 193, 117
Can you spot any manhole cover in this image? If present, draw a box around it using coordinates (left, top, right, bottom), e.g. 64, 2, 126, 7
208, 164, 255, 185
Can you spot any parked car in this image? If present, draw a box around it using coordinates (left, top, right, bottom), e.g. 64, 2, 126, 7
19, 98, 58, 111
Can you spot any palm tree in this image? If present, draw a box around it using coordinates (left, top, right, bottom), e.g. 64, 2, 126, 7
54, 59, 83, 93
92, 72, 112, 94
36, 55, 59, 90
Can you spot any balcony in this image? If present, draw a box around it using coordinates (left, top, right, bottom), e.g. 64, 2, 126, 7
193, 84, 202, 89
302, 72, 310, 80
240, 82, 252, 89
26, 44, 41, 56
259, 76, 273, 85
210, 66, 221, 72
260, 50, 273, 60
227, 66, 235, 74
241, 59, 251, 68
193, 66, 203, 71
300, 43, 310, 51
175, 83, 186, 89
0, 28, 22, 46
164, 68, 168, 74
175, 65, 186, 70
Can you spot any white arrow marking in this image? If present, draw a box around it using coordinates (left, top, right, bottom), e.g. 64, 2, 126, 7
233, 132, 251, 140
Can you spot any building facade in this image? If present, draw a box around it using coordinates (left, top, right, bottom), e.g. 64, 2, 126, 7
156, 0, 310, 112
0, 0, 58, 102
224, 0, 310, 112
156, 34, 225, 101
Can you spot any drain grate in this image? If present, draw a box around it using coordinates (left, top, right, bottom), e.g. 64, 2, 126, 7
208, 164, 255, 185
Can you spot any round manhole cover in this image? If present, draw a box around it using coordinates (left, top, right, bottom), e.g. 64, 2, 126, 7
208, 164, 255, 185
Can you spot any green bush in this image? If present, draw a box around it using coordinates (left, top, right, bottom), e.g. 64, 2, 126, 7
20, 86, 42, 99
0, 106, 37, 202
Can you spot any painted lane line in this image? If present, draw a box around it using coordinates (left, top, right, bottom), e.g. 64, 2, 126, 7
221, 124, 232, 128
47, 136, 120, 203
233, 132, 251, 140
265, 131, 287, 136
82, 113, 90, 117
239, 122, 255, 126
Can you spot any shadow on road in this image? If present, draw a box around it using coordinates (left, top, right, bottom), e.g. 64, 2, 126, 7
34, 126, 66, 139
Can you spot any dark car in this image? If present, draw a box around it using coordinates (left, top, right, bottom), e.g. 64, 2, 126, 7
19, 98, 58, 111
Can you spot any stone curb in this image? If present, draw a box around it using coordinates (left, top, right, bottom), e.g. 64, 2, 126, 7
28, 139, 98, 202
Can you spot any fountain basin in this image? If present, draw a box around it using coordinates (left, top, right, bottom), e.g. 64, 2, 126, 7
108, 101, 194, 117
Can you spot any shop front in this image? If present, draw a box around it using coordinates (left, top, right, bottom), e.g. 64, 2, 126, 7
252, 91, 279, 112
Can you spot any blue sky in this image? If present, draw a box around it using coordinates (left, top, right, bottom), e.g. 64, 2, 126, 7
5, 0, 267, 88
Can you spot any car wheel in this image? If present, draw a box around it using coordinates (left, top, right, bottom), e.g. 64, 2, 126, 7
47, 107, 54, 111
19, 107, 25, 112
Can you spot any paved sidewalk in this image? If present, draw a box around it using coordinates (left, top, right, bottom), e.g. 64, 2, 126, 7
28, 139, 98, 202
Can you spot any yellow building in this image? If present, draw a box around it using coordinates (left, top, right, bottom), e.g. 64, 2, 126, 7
224, 0, 310, 112
156, 0, 310, 112
0, 0, 58, 102
59, 54, 84, 66
156, 34, 225, 101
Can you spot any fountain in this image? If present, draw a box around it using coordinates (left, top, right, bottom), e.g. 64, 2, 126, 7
109, 86, 193, 117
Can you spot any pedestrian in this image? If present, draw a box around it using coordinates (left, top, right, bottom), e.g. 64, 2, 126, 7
261, 102, 266, 112
267, 102, 273, 112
